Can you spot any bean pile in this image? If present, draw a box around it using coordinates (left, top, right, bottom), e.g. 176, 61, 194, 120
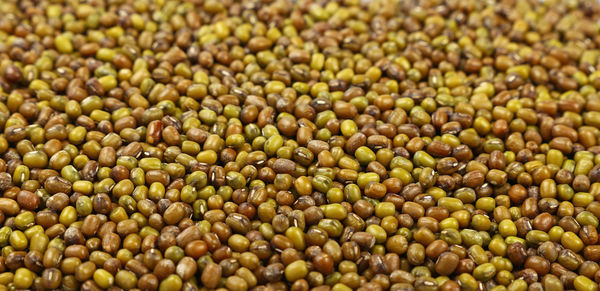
2, 0, 600, 290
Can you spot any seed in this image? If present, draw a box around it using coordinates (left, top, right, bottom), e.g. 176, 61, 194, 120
0, 0, 599, 289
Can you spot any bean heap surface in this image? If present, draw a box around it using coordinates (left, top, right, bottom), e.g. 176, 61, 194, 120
2, 0, 600, 290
